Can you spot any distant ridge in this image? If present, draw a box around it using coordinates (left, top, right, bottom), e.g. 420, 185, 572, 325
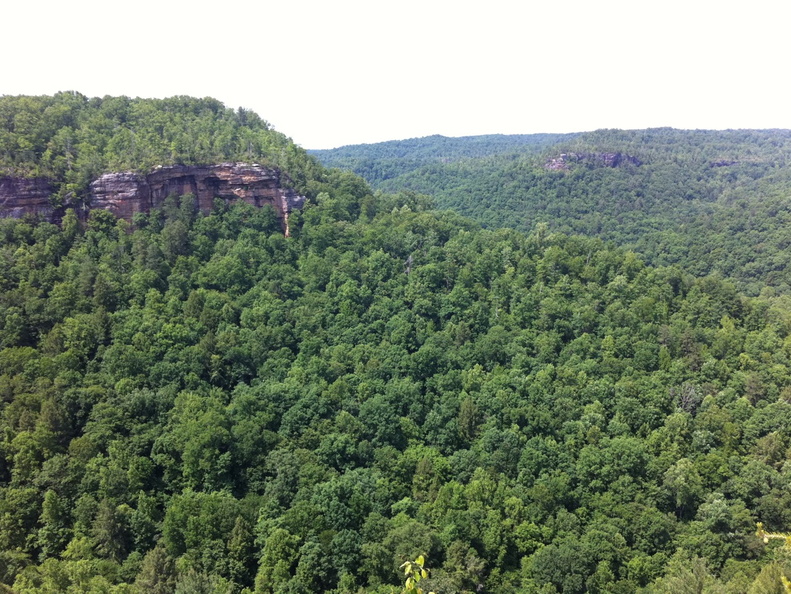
311, 133, 578, 157
313, 127, 791, 294
309, 133, 578, 185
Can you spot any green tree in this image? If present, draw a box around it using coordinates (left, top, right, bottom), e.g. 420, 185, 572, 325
135, 544, 177, 594
36, 490, 71, 559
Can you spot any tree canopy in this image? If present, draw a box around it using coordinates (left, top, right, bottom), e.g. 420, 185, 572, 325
314, 128, 791, 295
2, 96, 791, 593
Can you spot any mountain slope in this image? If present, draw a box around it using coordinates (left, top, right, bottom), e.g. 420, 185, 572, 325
313, 128, 791, 295
309, 133, 576, 186
0, 92, 324, 204
3, 97, 791, 593
4, 184, 791, 592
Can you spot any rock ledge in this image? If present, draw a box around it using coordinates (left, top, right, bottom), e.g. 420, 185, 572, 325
1, 163, 306, 235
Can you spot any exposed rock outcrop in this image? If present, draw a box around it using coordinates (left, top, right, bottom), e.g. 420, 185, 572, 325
0, 177, 57, 219
545, 152, 642, 171
1, 163, 306, 235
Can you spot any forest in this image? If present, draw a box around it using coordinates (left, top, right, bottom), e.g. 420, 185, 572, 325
308, 134, 576, 188
2, 94, 791, 593
0, 92, 322, 206
313, 129, 791, 296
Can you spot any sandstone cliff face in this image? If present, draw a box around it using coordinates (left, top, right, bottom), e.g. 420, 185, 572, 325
0, 163, 306, 235
545, 152, 642, 171
0, 177, 57, 219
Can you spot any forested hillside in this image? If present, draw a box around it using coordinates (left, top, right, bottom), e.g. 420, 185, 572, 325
0, 92, 322, 206
3, 96, 791, 593
309, 134, 575, 187
313, 129, 791, 296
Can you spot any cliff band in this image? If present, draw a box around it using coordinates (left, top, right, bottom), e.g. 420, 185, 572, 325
0, 163, 306, 235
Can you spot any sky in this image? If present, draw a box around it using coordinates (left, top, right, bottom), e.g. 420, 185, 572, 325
3, 0, 790, 149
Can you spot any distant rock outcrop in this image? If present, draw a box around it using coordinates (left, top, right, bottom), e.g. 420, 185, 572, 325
0, 163, 306, 235
545, 152, 642, 171
0, 176, 57, 219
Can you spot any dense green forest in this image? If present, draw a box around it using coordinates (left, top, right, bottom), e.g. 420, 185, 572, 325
0, 92, 322, 205
313, 129, 791, 296
3, 96, 791, 593
309, 134, 576, 188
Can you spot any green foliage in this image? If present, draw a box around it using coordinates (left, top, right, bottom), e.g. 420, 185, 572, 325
400, 555, 434, 594
0, 92, 324, 200
315, 128, 791, 294
5, 97, 791, 592
309, 133, 576, 186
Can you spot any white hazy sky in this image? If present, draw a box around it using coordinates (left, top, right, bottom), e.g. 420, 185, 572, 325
3, 0, 790, 149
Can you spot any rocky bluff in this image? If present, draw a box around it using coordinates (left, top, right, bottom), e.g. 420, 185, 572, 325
544, 152, 642, 171
0, 163, 306, 235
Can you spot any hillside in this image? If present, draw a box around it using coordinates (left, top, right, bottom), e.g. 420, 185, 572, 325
313, 128, 791, 295
0, 92, 325, 203
309, 133, 576, 186
3, 96, 791, 593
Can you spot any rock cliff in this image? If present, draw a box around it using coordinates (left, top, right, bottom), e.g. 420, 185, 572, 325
0, 176, 57, 219
0, 163, 306, 235
544, 152, 642, 171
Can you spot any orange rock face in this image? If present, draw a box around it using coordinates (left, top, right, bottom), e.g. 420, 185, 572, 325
1, 163, 305, 234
